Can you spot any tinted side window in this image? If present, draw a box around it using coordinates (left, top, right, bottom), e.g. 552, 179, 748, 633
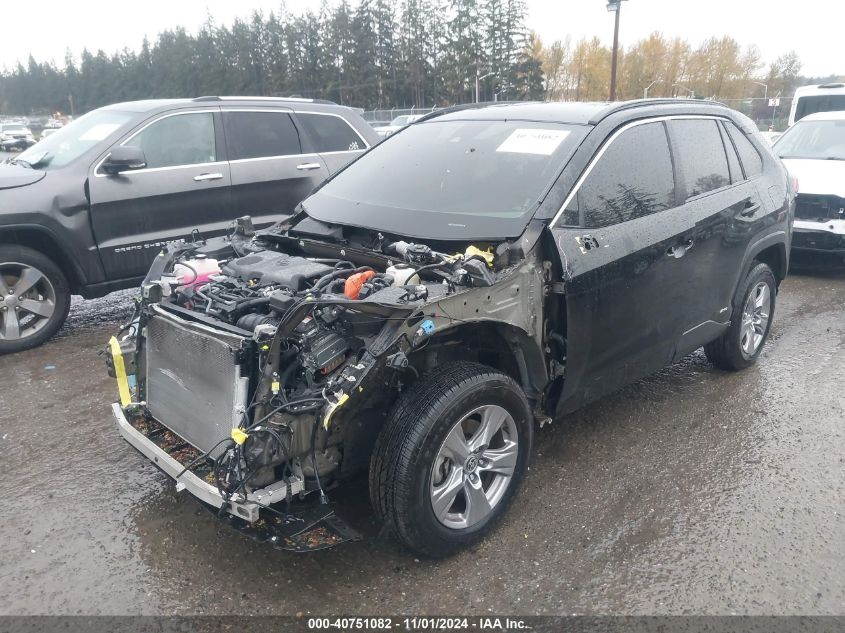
563, 122, 675, 228
725, 121, 763, 178
129, 112, 216, 169
719, 122, 744, 183
672, 119, 731, 198
224, 111, 301, 160
296, 113, 365, 153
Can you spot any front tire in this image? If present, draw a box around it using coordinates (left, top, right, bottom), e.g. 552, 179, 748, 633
0, 245, 71, 354
370, 361, 532, 558
704, 261, 776, 371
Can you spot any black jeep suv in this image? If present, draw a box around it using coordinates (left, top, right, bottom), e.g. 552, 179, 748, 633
108, 99, 793, 557
0, 97, 377, 353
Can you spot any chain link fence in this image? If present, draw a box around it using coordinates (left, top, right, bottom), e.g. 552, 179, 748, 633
719, 97, 793, 131
364, 98, 795, 131
361, 107, 438, 125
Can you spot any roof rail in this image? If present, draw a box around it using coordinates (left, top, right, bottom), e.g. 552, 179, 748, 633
192, 96, 337, 105
588, 98, 726, 124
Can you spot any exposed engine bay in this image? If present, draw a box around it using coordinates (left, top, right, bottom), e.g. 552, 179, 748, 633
108, 213, 551, 549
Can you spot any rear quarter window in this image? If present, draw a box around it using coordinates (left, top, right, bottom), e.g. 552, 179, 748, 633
724, 121, 763, 178
296, 113, 366, 153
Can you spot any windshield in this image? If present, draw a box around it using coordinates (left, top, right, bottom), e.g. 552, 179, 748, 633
2, 124, 27, 133
304, 119, 585, 240
390, 116, 411, 126
775, 119, 845, 160
16, 108, 134, 170
794, 94, 845, 123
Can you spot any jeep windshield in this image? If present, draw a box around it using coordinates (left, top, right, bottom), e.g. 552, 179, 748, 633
17, 108, 134, 170
302, 119, 586, 240
776, 119, 845, 161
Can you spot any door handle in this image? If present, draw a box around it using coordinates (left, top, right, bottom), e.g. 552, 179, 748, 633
193, 172, 223, 182
666, 237, 694, 259
296, 162, 322, 171
740, 199, 760, 217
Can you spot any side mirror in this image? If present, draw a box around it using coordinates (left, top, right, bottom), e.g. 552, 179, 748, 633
102, 146, 146, 174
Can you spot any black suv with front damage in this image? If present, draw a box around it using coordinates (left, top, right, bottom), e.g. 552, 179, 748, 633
108, 100, 793, 557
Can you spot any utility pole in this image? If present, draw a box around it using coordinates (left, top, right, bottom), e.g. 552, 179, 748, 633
607, 0, 628, 101
475, 69, 495, 103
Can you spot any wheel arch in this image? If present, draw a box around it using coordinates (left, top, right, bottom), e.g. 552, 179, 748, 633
744, 231, 788, 287
407, 320, 548, 404
0, 226, 85, 293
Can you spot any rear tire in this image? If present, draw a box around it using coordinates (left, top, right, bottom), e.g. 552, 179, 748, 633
370, 361, 532, 558
704, 261, 776, 371
0, 245, 71, 354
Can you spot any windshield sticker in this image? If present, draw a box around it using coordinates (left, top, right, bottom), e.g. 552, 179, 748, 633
79, 123, 122, 141
496, 128, 570, 155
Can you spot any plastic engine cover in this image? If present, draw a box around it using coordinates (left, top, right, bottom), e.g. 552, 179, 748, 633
221, 251, 333, 290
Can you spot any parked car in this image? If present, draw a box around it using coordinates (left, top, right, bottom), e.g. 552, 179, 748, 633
788, 83, 845, 126
0, 122, 36, 151
373, 113, 426, 138
39, 127, 61, 140
0, 96, 377, 353
760, 130, 782, 146
774, 110, 845, 257
108, 99, 793, 557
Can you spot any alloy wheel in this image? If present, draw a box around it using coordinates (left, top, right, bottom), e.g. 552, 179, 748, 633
0, 262, 57, 342
430, 404, 519, 530
740, 281, 771, 357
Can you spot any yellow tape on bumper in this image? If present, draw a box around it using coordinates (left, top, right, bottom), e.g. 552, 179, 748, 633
109, 336, 131, 407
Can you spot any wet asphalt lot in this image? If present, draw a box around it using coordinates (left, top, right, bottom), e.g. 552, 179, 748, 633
0, 263, 843, 616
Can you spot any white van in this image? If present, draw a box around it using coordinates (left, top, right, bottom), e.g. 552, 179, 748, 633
788, 83, 845, 126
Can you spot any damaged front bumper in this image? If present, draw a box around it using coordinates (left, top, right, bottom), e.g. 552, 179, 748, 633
111, 402, 299, 522
792, 219, 845, 253
112, 402, 361, 550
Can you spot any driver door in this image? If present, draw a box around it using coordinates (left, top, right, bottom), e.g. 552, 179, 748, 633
552, 120, 694, 414
87, 109, 232, 281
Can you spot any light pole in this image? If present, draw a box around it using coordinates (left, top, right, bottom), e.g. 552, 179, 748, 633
672, 83, 694, 99
475, 71, 495, 103
606, 0, 628, 101
643, 78, 660, 99
752, 81, 768, 102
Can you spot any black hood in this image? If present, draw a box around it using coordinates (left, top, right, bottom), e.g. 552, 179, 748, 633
0, 164, 46, 190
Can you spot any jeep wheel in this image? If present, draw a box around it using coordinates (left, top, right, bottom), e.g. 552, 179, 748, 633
370, 361, 532, 557
0, 246, 71, 354
704, 261, 776, 371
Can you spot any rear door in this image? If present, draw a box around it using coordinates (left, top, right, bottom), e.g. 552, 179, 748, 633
88, 109, 232, 281
551, 120, 692, 412
222, 108, 330, 227
292, 111, 370, 173
666, 117, 765, 358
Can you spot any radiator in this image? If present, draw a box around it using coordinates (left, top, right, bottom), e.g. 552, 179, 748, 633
145, 305, 249, 458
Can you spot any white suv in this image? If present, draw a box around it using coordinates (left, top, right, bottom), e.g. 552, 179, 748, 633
774, 111, 845, 258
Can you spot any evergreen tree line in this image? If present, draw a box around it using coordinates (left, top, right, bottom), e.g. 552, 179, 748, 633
0, 0, 545, 116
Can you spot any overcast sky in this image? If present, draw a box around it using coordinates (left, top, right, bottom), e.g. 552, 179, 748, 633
1, 0, 841, 77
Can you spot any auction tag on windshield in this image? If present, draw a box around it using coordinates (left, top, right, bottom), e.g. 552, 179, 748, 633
496, 128, 570, 155
79, 123, 122, 141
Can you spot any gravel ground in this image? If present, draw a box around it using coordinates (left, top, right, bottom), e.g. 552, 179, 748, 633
0, 264, 842, 616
